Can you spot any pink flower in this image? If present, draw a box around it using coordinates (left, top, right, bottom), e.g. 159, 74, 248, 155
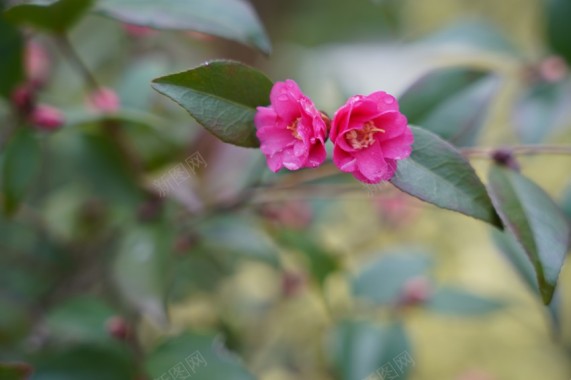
255, 80, 328, 172
330, 91, 413, 184
25, 41, 50, 87
30, 104, 64, 131
86, 87, 120, 113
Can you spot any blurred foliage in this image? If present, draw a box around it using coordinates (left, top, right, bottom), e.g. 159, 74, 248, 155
0, 0, 570, 379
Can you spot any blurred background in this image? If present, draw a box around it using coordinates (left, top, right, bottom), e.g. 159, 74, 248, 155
1, 0, 571, 379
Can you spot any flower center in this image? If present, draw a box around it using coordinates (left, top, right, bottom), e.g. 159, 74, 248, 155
287, 118, 302, 140
345, 121, 385, 149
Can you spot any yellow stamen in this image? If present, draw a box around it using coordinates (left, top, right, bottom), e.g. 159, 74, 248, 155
287, 118, 302, 140
345, 121, 385, 149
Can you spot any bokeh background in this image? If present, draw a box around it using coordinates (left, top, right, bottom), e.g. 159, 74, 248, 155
1, 0, 571, 379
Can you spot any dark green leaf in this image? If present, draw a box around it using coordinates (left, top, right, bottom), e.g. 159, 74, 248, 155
352, 250, 432, 306
146, 331, 255, 380
488, 165, 570, 304
75, 132, 143, 205
546, 0, 571, 65
400, 68, 498, 147
32, 344, 135, 380
0, 362, 33, 380
561, 181, 571, 221
513, 80, 571, 143
491, 229, 539, 295
0, 17, 24, 99
45, 297, 116, 344
329, 321, 413, 380
151, 60, 273, 148
97, 0, 271, 54
113, 225, 170, 326
2, 129, 42, 216
4, 0, 94, 33
390, 127, 502, 227
426, 287, 505, 316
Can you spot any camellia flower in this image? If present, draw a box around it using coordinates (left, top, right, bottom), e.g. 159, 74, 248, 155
330, 91, 413, 184
254, 80, 328, 172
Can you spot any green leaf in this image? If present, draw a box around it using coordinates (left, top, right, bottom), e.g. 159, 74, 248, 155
546, 0, 571, 65
487, 165, 570, 304
0, 17, 24, 99
45, 297, 116, 344
491, 229, 539, 295
426, 287, 505, 316
513, 80, 571, 143
31, 344, 135, 380
151, 60, 273, 148
4, 0, 94, 33
197, 215, 279, 267
2, 129, 42, 216
389, 127, 502, 227
146, 331, 255, 380
97, 0, 271, 54
75, 132, 144, 205
0, 362, 33, 380
399, 68, 498, 147
276, 229, 339, 287
329, 321, 413, 380
351, 250, 432, 306
421, 21, 521, 56
561, 181, 571, 221
113, 225, 170, 326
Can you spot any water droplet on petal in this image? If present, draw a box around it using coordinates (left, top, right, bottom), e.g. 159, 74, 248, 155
384, 96, 395, 105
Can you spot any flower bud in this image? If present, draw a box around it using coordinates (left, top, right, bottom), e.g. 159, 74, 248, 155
11, 84, 35, 114
30, 104, 64, 131
399, 276, 432, 306
106, 316, 130, 341
86, 87, 120, 113
123, 23, 156, 38
25, 41, 50, 87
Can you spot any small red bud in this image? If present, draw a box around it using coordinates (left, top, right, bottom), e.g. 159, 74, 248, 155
11, 84, 35, 114
30, 104, 64, 131
399, 276, 432, 306
106, 316, 130, 340
25, 41, 50, 87
281, 270, 306, 298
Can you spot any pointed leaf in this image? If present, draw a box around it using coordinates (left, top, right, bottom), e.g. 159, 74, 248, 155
146, 331, 255, 380
97, 0, 271, 54
4, 0, 94, 33
491, 229, 539, 295
352, 250, 432, 306
152, 60, 273, 148
426, 287, 505, 316
487, 165, 570, 304
390, 127, 502, 227
400, 68, 498, 146
329, 321, 413, 380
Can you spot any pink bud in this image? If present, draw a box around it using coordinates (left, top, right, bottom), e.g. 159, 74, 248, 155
87, 87, 120, 113
123, 23, 156, 38
105, 316, 130, 340
25, 41, 50, 87
11, 84, 35, 114
30, 104, 64, 131
399, 276, 432, 306
539, 55, 568, 83
281, 270, 306, 298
